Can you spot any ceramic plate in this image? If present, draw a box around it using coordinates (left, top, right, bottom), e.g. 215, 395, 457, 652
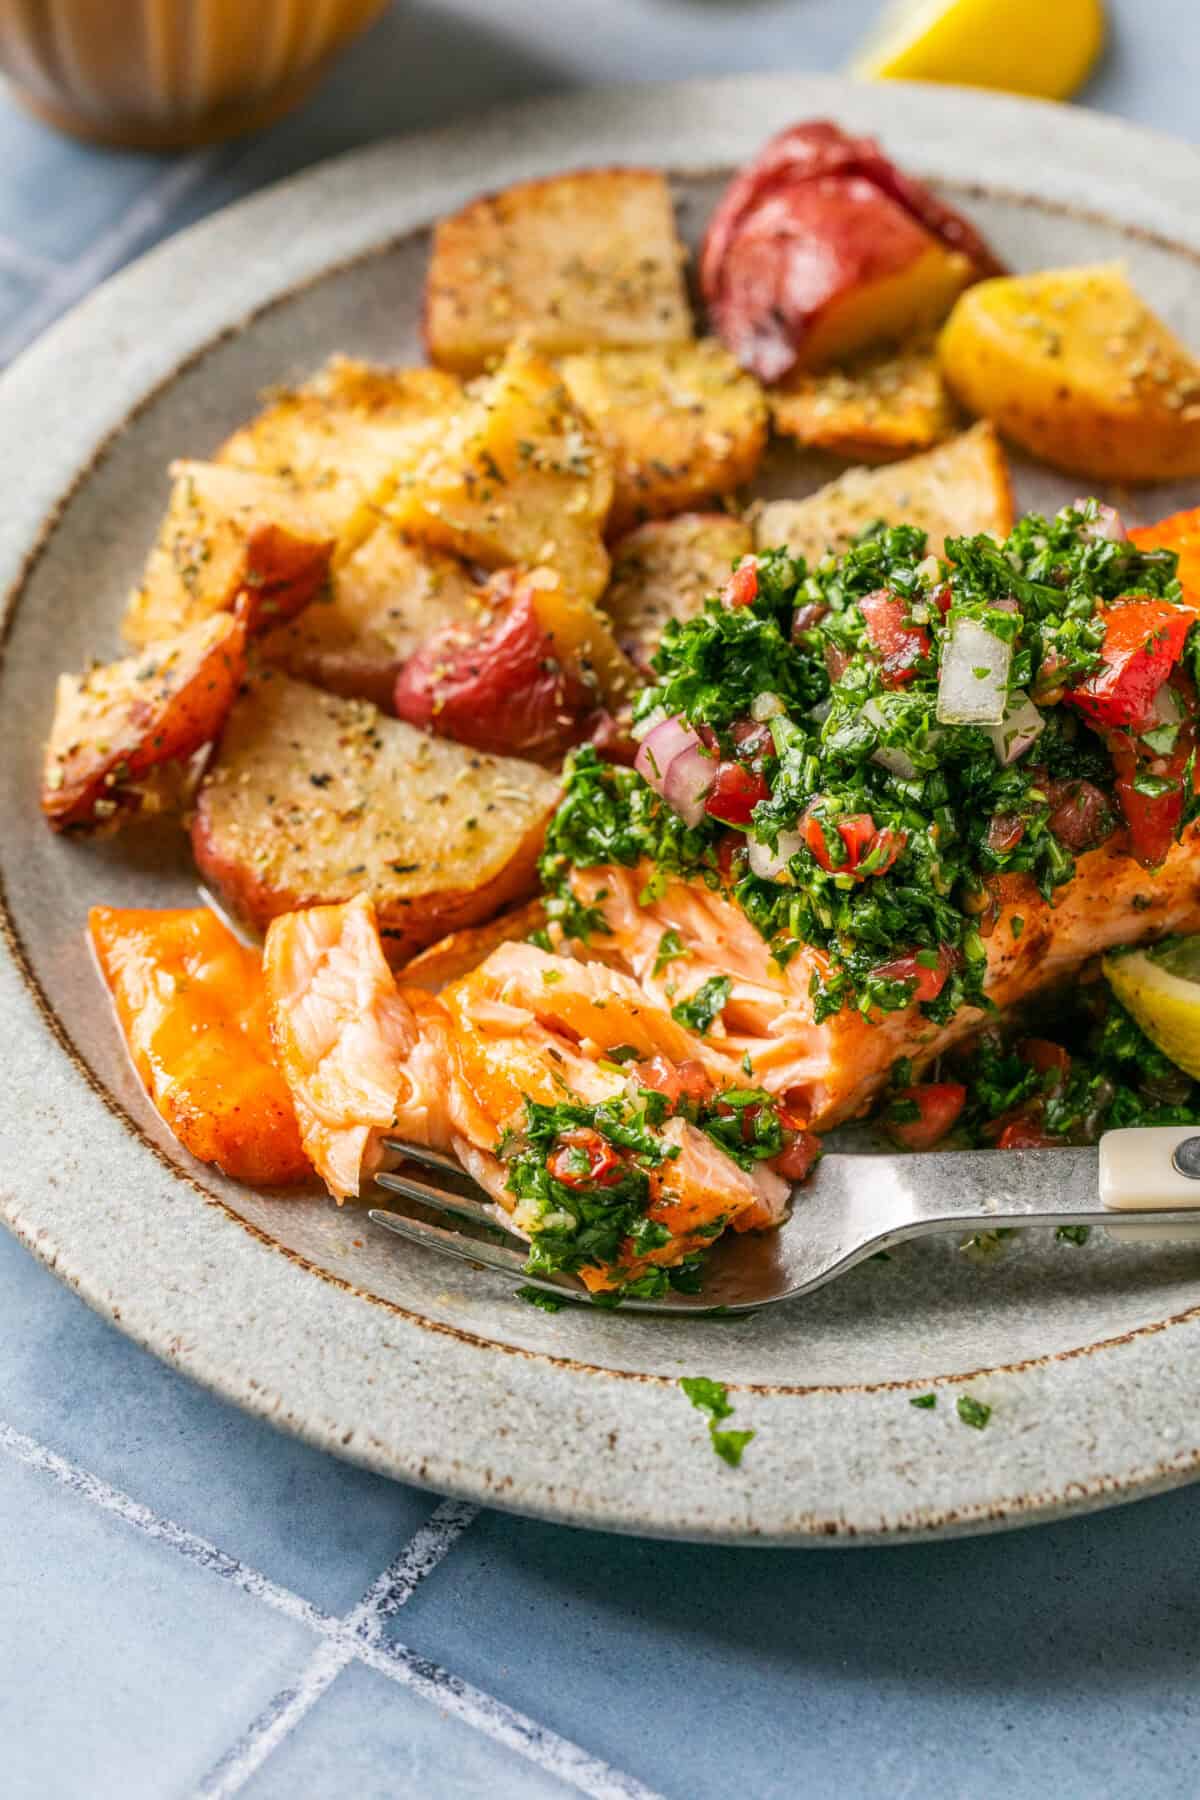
6, 75, 1200, 1546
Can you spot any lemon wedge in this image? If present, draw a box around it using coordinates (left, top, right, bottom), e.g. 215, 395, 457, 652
853, 0, 1106, 102
1104, 939, 1200, 1080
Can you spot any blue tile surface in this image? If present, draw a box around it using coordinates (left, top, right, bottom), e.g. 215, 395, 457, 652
391, 1495, 1200, 1800
0, 1226, 435, 1617
3, 0, 1200, 1795
0, 1451, 316, 1800
241, 1662, 574, 1800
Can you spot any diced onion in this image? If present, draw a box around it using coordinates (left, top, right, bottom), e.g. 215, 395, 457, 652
936, 616, 1012, 725
630, 705, 667, 743
751, 690, 787, 722
1075, 499, 1127, 543
633, 713, 716, 827
748, 831, 803, 882
863, 697, 918, 780
985, 690, 1045, 765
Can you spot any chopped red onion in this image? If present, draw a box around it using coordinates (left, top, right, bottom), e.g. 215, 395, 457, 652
984, 690, 1045, 765
633, 713, 716, 827
1075, 500, 1127, 543
748, 830, 803, 882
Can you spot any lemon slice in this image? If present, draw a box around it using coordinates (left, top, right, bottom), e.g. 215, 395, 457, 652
1104, 939, 1200, 1080
853, 0, 1106, 102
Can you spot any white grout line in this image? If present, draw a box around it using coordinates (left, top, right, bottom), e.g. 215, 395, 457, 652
196, 1498, 479, 1799
0, 1420, 662, 1800
0, 147, 223, 366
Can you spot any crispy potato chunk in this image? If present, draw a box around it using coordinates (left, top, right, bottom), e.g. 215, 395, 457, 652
398, 899, 549, 992
191, 672, 560, 961
43, 611, 246, 832
218, 356, 462, 550
604, 512, 752, 671
754, 421, 1012, 564
424, 168, 692, 374
259, 527, 484, 709
939, 264, 1200, 483
559, 339, 767, 532
124, 461, 334, 648
90, 905, 310, 1186
387, 341, 614, 601
770, 337, 957, 460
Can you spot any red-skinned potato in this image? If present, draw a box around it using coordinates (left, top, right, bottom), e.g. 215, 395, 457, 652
42, 610, 247, 832
394, 567, 636, 761
701, 120, 1002, 382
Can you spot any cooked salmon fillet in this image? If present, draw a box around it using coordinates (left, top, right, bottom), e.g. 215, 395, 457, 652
569, 830, 1200, 1128
258, 893, 784, 1286
90, 906, 310, 1186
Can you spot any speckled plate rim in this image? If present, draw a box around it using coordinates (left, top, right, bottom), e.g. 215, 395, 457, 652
5, 74, 1200, 1546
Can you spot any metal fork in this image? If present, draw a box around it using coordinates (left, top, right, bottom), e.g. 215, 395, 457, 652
370, 1131, 1200, 1314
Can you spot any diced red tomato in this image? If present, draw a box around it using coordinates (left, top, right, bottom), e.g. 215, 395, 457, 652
1019, 1039, 1071, 1087
634, 1056, 715, 1111
861, 825, 907, 876
859, 588, 931, 687
930, 582, 953, 617
885, 1082, 967, 1150
548, 1128, 624, 1189
1107, 705, 1197, 869
722, 555, 759, 609
1065, 596, 1195, 732
996, 1117, 1059, 1150
800, 808, 907, 879
871, 944, 957, 1004
730, 718, 774, 765
772, 1129, 822, 1181
705, 760, 771, 826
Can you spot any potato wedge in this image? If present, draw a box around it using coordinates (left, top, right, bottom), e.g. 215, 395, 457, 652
424, 168, 692, 375
387, 340, 614, 601
124, 461, 334, 648
191, 672, 560, 961
218, 356, 462, 551
770, 337, 957, 460
258, 527, 485, 709
398, 898, 549, 992
938, 264, 1200, 483
43, 611, 246, 832
754, 421, 1013, 564
605, 512, 752, 671
560, 339, 767, 532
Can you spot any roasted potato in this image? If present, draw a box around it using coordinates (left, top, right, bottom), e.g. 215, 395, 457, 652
393, 566, 636, 760
938, 264, 1200, 483
559, 339, 767, 532
604, 512, 753, 671
424, 168, 693, 375
770, 337, 957, 460
398, 899, 549, 992
124, 461, 334, 648
218, 355, 462, 551
387, 340, 614, 602
258, 526, 484, 709
191, 672, 560, 961
754, 421, 1013, 564
43, 612, 246, 832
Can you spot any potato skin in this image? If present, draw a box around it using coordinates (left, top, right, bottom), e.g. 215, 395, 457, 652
191, 673, 560, 962
939, 264, 1200, 484
42, 611, 246, 831
424, 168, 692, 375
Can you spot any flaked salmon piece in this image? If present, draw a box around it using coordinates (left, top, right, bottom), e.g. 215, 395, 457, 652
262, 894, 422, 1199
572, 827, 1200, 1128
90, 906, 310, 1186
471, 940, 741, 1081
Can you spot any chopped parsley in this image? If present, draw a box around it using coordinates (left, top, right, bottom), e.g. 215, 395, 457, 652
680, 1376, 755, 1467
1056, 1224, 1091, 1247
910, 1393, 937, 1410
956, 1393, 992, 1430
653, 927, 690, 977
515, 1285, 567, 1312
541, 502, 1187, 1022
670, 975, 731, 1035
